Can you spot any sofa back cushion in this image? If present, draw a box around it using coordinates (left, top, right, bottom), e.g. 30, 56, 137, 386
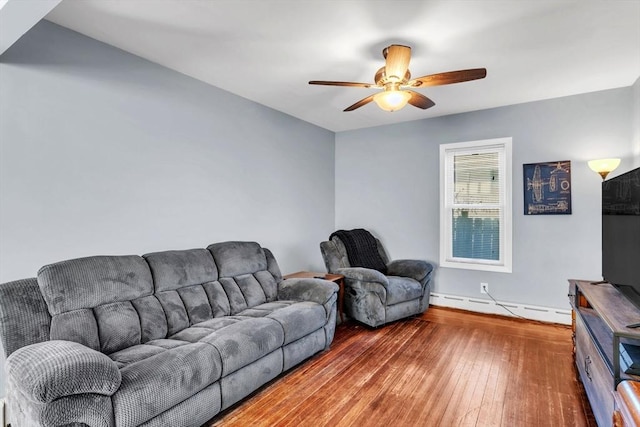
37, 255, 154, 354
31, 242, 283, 353
207, 242, 279, 314
145, 249, 218, 292
143, 249, 221, 335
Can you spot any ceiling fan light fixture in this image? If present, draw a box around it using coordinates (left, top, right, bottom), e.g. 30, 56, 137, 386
374, 90, 411, 112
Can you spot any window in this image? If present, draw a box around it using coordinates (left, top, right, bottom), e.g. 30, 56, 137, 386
440, 138, 512, 272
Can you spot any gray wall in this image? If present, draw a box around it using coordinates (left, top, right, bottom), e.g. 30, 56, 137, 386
0, 21, 335, 281
0, 21, 335, 395
335, 87, 636, 311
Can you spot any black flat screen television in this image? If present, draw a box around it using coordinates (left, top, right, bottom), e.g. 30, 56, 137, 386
602, 166, 640, 309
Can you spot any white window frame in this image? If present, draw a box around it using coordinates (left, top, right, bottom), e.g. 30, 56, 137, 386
439, 137, 512, 273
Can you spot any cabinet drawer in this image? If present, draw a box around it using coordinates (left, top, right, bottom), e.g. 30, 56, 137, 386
576, 314, 614, 427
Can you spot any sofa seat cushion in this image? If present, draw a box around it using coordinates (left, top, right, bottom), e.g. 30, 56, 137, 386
170, 316, 248, 343
236, 301, 327, 345
171, 301, 327, 352
198, 317, 284, 377
386, 276, 423, 305
235, 301, 296, 317
112, 342, 222, 427
165, 316, 286, 377
108, 340, 190, 368
110, 344, 167, 369
265, 301, 326, 345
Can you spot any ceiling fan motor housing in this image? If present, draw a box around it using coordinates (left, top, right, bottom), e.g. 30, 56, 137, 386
375, 67, 411, 86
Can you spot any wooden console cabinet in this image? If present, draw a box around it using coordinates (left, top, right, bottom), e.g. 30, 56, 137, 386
569, 280, 640, 427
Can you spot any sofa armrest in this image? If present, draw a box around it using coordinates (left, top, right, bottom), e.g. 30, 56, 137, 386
278, 278, 339, 305
335, 267, 389, 286
6, 340, 121, 403
386, 260, 434, 284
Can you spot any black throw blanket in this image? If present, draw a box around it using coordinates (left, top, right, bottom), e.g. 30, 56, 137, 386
330, 229, 387, 274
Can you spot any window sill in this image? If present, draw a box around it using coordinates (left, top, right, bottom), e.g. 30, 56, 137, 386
440, 259, 512, 273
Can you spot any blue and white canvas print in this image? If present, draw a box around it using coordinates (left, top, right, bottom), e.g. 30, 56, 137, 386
523, 160, 572, 215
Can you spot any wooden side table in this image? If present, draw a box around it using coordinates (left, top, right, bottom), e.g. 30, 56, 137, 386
283, 271, 345, 322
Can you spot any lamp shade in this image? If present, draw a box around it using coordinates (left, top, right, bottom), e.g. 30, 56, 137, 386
588, 158, 621, 180
373, 90, 411, 112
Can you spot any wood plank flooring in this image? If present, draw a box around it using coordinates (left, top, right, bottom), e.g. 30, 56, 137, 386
207, 307, 597, 427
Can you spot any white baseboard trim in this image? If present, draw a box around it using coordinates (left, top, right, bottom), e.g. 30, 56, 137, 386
430, 292, 572, 325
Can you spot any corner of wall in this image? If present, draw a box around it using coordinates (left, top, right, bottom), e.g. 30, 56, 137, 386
632, 75, 640, 167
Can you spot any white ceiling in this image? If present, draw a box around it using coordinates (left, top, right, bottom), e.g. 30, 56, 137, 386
43, 0, 640, 132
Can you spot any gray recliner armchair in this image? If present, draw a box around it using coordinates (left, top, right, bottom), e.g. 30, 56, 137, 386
320, 230, 435, 327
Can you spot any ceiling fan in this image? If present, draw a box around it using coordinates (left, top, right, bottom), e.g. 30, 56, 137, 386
309, 44, 486, 112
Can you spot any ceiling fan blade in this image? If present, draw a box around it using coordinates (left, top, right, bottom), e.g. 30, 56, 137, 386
407, 91, 435, 109
408, 68, 487, 87
383, 45, 411, 81
309, 80, 375, 88
344, 94, 375, 112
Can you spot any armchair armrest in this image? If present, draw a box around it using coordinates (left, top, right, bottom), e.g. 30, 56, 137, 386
336, 267, 389, 304
7, 340, 121, 403
278, 278, 339, 305
335, 267, 389, 286
386, 259, 434, 284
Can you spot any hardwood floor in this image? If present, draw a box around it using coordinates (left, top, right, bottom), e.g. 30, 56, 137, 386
207, 307, 597, 427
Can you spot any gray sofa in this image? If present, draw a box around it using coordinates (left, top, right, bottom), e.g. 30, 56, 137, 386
0, 241, 338, 427
320, 235, 433, 327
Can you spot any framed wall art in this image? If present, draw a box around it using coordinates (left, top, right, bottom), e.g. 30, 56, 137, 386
523, 160, 572, 215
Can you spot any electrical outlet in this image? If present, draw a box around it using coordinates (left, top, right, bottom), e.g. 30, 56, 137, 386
480, 283, 489, 294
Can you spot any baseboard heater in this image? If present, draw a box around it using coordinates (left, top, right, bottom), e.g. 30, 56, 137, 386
429, 292, 571, 325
